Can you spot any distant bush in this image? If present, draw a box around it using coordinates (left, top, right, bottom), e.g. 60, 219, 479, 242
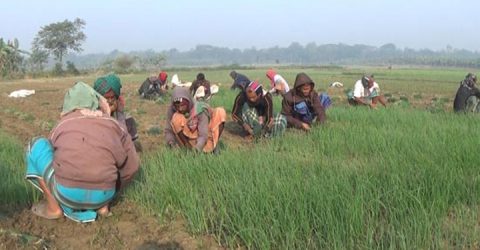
53, 62, 64, 76
66, 61, 80, 75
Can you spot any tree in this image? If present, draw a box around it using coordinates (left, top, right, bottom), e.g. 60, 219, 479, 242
114, 55, 135, 73
0, 38, 28, 78
28, 48, 49, 72
33, 18, 86, 66
66, 61, 80, 75
137, 54, 166, 71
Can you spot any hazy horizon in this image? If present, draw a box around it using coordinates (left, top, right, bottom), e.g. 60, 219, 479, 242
2, 0, 479, 54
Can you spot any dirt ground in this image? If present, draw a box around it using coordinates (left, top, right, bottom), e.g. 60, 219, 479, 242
0, 77, 450, 249
0, 77, 246, 151
0, 201, 222, 250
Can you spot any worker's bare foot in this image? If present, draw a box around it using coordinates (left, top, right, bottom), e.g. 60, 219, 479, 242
97, 204, 112, 217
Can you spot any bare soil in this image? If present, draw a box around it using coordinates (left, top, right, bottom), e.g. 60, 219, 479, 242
0, 201, 222, 249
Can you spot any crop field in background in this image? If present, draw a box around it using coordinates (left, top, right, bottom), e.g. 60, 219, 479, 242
1, 66, 479, 249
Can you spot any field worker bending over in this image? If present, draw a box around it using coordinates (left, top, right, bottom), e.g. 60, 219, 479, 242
138, 71, 168, 99
164, 87, 226, 153
281, 72, 326, 131
266, 69, 290, 96
190, 73, 211, 100
232, 81, 286, 139
347, 75, 387, 108
230, 70, 251, 91
94, 74, 142, 152
453, 73, 480, 113
25, 82, 139, 222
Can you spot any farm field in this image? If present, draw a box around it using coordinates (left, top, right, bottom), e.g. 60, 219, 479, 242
1, 67, 479, 249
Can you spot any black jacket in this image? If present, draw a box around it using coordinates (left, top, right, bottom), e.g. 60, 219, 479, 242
453, 82, 480, 112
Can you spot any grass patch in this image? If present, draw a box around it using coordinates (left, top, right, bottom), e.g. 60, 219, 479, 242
399, 96, 409, 102
128, 107, 480, 249
0, 131, 36, 206
146, 126, 162, 136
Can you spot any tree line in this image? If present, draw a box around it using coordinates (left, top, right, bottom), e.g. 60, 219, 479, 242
64, 43, 480, 70
154, 43, 480, 68
1, 18, 480, 79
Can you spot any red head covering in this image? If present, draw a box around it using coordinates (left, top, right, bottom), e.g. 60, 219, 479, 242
247, 80, 263, 96
266, 69, 276, 87
159, 71, 168, 82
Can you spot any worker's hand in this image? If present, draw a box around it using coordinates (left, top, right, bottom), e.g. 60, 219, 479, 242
243, 124, 254, 135
167, 141, 177, 148
98, 96, 111, 117
301, 122, 311, 131
267, 118, 274, 129
274, 82, 285, 94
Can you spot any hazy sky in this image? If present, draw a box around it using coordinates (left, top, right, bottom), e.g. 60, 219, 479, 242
1, 0, 479, 54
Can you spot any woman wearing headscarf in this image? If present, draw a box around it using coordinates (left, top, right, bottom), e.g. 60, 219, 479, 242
138, 71, 168, 99
25, 82, 139, 222
266, 69, 290, 96
347, 75, 387, 108
232, 81, 286, 139
229, 70, 250, 91
453, 73, 480, 112
281, 72, 326, 131
164, 87, 226, 153
94, 74, 141, 151
190, 73, 211, 99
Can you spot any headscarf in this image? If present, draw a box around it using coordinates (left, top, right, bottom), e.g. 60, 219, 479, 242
361, 75, 372, 88
171, 87, 210, 132
93, 74, 122, 98
62, 82, 101, 115
266, 69, 276, 87
159, 71, 168, 83
171, 87, 194, 111
173, 97, 190, 107
246, 81, 263, 96
462, 73, 477, 89
196, 73, 206, 81
293, 72, 315, 97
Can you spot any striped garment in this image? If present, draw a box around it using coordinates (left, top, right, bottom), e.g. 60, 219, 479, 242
241, 103, 286, 138
319, 92, 332, 109
25, 137, 115, 223
465, 96, 480, 113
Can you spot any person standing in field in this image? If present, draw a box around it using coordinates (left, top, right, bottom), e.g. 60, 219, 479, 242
190, 73, 211, 100
25, 82, 139, 222
266, 69, 290, 96
232, 81, 286, 139
93, 74, 142, 152
453, 73, 480, 113
138, 71, 168, 99
229, 70, 251, 91
281, 72, 326, 131
164, 87, 226, 153
347, 75, 387, 108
